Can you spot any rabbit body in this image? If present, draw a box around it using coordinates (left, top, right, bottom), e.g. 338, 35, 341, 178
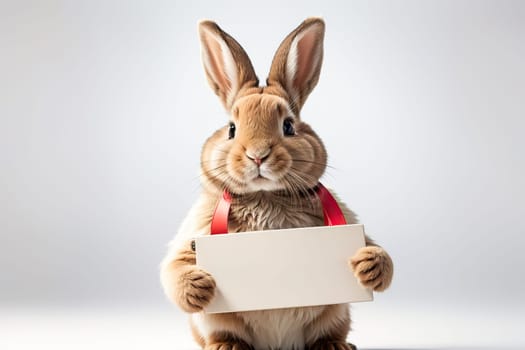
160, 18, 393, 350
166, 190, 357, 349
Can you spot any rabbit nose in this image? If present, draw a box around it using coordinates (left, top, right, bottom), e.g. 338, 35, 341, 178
246, 148, 271, 166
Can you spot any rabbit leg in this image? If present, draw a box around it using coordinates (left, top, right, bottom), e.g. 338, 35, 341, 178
304, 304, 352, 350
205, 332, 254, 350
307, 340, 356, 350
191, 317, 206, 348
350, 245, 393, 292
192, 311, 254, 350
161, 239, 216, 313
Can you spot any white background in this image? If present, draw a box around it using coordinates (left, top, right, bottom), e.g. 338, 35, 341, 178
1, 0, 524, 349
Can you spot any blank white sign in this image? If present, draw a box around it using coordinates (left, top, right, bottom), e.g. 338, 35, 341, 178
195, 224, 373, 313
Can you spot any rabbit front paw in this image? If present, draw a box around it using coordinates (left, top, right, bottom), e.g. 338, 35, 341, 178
205, 341, 254, 350
176, 266, 216, 313
307, 340, 355, 350
350, 246, 393, 292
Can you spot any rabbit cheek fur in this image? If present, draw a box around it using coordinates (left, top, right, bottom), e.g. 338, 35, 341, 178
201, 92, 327, 196
161, 17, 393, 349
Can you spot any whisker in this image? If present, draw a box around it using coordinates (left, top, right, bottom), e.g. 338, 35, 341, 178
200, 169, 229, 182
201, 163, 228, 173
292, 159, 337, 170
193, 163, 227, 182
289, 167, 319, 183
283, 172, 318, 211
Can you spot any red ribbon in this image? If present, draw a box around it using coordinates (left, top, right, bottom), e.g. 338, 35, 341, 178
210, 183, 347, 235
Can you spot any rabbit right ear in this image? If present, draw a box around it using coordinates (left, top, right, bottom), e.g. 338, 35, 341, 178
267, 18, 325, 114
199, 21, 259, 111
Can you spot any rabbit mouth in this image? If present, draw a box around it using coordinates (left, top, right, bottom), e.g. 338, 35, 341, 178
250, 172, 277, 184
246, 163, 282, 182
245, 177, 283, 192
242, 168, 287, 192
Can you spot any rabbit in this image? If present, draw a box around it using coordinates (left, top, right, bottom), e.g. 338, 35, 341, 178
160, 17, 394, 350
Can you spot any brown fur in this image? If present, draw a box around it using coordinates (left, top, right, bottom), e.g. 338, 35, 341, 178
161, 239, 216, 313
160, 17, 394, 349
191, 317, 206, 348
267, 18, 325, 114
207, 332, 255, 350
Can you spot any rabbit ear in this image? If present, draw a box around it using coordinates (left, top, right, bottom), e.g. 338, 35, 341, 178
267, 18, 325, 114
199, 21, 259, 111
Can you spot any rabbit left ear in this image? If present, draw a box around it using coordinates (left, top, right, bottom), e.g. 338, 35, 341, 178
199, 21, 259, 111
267, 18, 325, 114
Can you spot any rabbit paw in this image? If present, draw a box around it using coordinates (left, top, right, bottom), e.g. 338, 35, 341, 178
307, 340, 355, 350
206, 334, 254, 350
205, 342, 254, 350
176, 266, 216, 313
350, 246, 393, 292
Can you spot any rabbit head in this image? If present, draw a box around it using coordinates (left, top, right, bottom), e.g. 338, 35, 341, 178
199, 18, 327, 195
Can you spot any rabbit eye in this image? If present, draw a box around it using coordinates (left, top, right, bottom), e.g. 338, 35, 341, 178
228, 122, 236, 139
283, 118, 295, 136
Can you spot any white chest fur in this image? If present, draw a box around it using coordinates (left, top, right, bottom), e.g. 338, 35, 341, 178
192, 306, 325, 349
239, 306, 324, 349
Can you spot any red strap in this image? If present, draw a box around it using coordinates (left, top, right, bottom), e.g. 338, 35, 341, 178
316, 183, 347, 226
210, 191, 232, 234
210, 182, 347, 235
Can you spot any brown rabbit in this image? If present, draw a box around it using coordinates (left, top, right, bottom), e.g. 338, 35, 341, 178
160, 17, 393, 350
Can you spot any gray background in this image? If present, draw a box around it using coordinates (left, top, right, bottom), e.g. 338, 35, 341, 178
1, 0, 524, 348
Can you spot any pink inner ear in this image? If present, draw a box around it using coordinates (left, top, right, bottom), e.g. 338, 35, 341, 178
294, 29, 319, 90
204, 35, 231, 92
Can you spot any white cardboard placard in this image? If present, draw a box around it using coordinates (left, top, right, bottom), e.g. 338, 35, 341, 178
195, 224, 373, 313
